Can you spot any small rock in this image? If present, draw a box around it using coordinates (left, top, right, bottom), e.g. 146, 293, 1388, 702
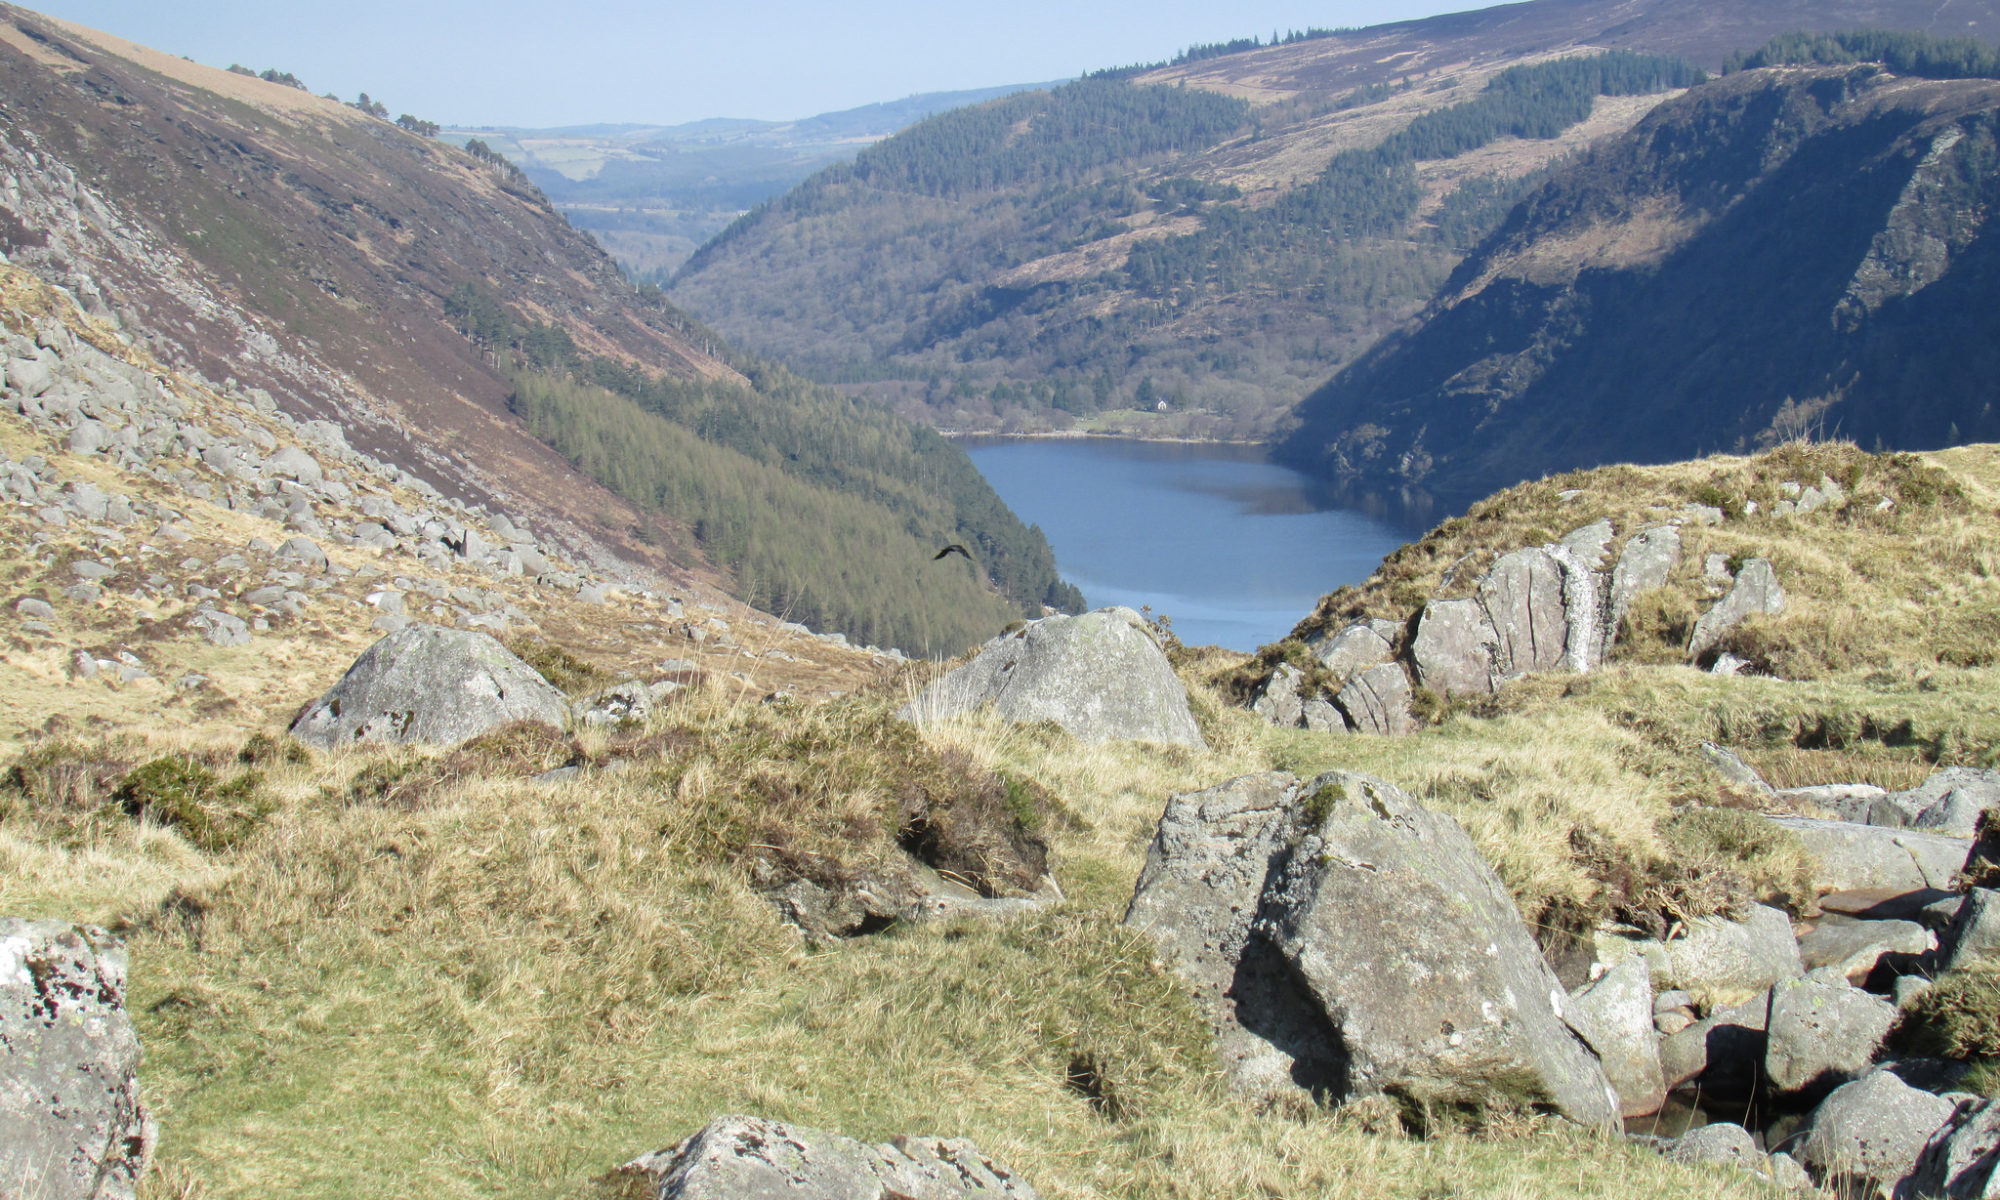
275, 536, 328, 572
1798, 917, 1931, 982
1699, 742, 1773, 794
187, 608, 252, 647
1334, 661, 1417, 737
16, 597, 55, 620
1661, 1121, 1761, 1167
1872, 768, 2000, 837
617, 1114, 1040, 1200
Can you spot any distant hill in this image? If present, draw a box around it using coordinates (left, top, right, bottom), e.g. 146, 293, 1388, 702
666, 0, 2000, 440
1277, 52, 2000, 506
446, 83, 1063, 279
0, 5, 1074, 654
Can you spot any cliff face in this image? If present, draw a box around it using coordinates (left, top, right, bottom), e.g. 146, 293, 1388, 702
1277, 67, 2000, 506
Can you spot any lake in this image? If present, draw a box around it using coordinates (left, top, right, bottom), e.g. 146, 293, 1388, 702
961, 437, 1427, 652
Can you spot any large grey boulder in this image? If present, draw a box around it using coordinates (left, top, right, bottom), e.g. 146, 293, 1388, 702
1909, 1098, 2000, 1200
1123, 773, 1343, 1099
1334, 662, 1416, 736
618, 1114, 1038, 1200
1411, 597, 1496, 697
1778, 783, 1887, 823
1479, 547, 1572, 679
898, 608, 1203, 747
1607, 525, 1682, 634
0, 919, 155, 1200
1633, 903, 1803, 1008
290, 624, 570, 749
1800, 917, 1933, 982
1872, 768, 2000, 837
1564, 955, 1666, 1118
1940, 888, 2000, 972
1764, 968, 1898, 1095
1688, 557, 1784, 659
1771, 817, 1971, 894
1307, 619, 1398, 683
1254, 771, 1620, 1127
1795, 1070, 1959, 1194
264, 446, 323, 486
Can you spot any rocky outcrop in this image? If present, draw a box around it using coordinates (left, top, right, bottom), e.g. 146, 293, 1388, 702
290, 624, 570, 749
898, 608, 1203, 747
617, 1114, 1039, 1199
1254, 512, 1766, 736
1126, 770, 1618, 1126
1869, 768, 2000, 837
1939, 888, 1999, 972
0, 919, 154, 1200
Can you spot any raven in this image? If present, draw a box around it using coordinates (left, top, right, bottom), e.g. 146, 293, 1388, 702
933, 544, 972, 562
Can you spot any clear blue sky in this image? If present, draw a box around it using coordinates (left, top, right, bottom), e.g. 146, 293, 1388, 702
28, 1, 1482, 128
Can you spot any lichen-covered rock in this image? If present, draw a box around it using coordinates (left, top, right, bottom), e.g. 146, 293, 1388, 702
1661, 1121, 1762, 1168
1607, 525, 1682, 633
1798, 917, 1932, 982
1764, 968, 1897, 1095
1940, 887, 2000, 972
0, 919, 155, 1200
1479, 547, 1572, 679
1334, 662, 1416, 737
617, 1114, 1039, 1200
1123, 773, 1343, 1099
1250, 662, 1307, 728
1688, 558, 1784, 658
1255, 771, 1619, 1127
1565, 954, 1666, 1118
1871, 767, 2000, 837
1908, 1097, 2000, 1200
1644, 903, 1804, 1008
1411, 597, 1496, 696
1772, 817, 1971, 894
1796, 1070, 1958, 1195
290, 624, 570, 749
1307, 619, 1397, 684
898, 608, 1203, 747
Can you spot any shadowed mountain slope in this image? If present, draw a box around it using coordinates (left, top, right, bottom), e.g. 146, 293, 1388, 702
1276, 63, 2000, 506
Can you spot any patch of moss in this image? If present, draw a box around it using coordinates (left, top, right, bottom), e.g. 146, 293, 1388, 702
1895, 961, 2000, 1063
505, 636, 614, 697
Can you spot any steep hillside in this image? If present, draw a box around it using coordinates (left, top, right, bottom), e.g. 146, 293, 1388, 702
667, 0, 2000, 439
0, 5, 1073, 654
1278, 59, 2000, 505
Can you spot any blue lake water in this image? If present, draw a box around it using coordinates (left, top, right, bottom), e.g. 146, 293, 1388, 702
962, 437, 1426, 652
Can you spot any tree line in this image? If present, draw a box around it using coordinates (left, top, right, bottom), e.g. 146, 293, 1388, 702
1726, 30, 2000, 79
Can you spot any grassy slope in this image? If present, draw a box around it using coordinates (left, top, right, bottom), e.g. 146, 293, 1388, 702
7, 443, 1999, 1198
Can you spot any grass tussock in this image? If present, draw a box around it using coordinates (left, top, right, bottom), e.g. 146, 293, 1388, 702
1895, 961, 2000, 1082
505, 635, 617, 697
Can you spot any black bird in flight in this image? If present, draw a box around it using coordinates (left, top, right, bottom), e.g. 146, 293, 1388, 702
933, 544, 972, 562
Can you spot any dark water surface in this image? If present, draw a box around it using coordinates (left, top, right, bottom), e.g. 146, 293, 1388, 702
963, 437, 1425, 652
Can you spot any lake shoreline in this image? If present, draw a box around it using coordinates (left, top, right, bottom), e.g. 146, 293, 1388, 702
942, 428, 1269, 447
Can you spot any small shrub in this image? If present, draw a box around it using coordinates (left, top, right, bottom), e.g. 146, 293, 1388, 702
1895, 961, 2000, 1061
506, 636, 614, 696
116, 757, 274, 851
239, 731, 310, 767
2, 736, 142, 817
